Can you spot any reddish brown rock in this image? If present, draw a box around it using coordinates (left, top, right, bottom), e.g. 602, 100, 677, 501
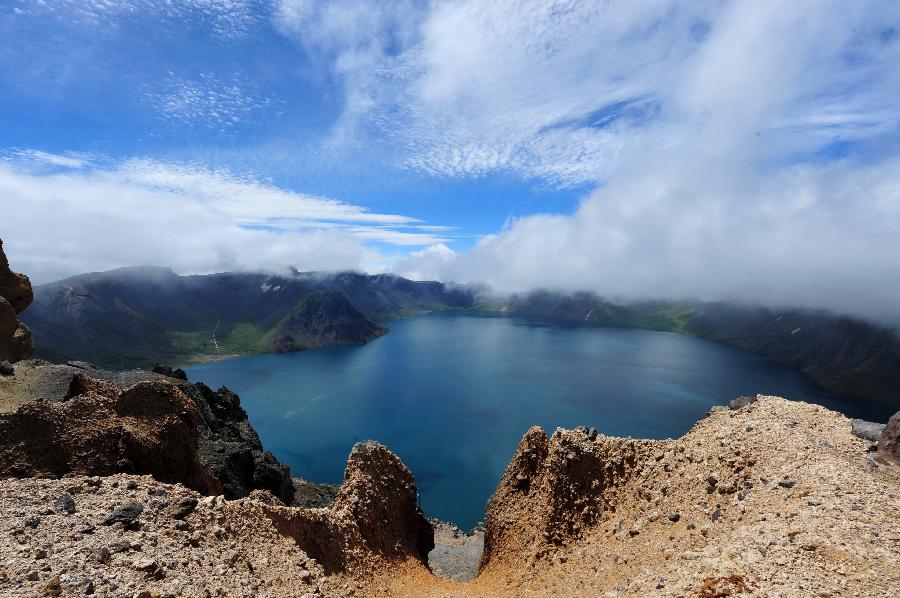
0, 376, 221, 495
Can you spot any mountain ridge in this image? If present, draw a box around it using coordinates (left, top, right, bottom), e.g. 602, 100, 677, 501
22, 268, 477, 369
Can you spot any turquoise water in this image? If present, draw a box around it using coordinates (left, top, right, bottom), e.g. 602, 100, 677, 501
185, 312, 882, 528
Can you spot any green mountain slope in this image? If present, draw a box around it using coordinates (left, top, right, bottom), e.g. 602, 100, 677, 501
22, 267, 476, 369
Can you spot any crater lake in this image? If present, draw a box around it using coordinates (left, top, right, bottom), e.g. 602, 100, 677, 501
184, 312, 887, 528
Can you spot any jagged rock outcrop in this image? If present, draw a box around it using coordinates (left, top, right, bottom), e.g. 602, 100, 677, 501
190, 381, 295, 503
0, 240, 33, 364
0, 375, 221, 494
0, 442, 434, 598
259, 441, 433, 575
479, 425, 653, 572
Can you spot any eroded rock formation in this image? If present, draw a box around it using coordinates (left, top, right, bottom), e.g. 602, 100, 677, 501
0, 360, 297, 503
0, 240, 33, 364
0, 375, 221, 494
257, 441, 433, 576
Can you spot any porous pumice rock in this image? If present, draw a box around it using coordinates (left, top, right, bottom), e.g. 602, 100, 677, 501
0, 240, 33, 363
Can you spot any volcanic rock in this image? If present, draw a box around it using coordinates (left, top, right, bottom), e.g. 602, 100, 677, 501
877, 410, 900, 465
0, 377, 222, 494
0, 240, 33, 363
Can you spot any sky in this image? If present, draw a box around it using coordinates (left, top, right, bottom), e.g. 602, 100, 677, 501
1, 0, 900, 321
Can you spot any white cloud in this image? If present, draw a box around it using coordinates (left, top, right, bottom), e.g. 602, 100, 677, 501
144, 74, 274, 135
385, 0, 900, 321
0, 155, 451, 283
11, 149, 91, 169
14, 0, 265, 38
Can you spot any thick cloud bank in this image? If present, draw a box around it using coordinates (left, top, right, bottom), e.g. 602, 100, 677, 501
372, 0, 900, 321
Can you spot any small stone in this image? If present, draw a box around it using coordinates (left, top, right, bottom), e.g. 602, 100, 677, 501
0, 361, 14, 376
43, 575, 62, 597
126, 480, 138, 490
24, 515, 40, 528
656, 576, 667, 589
35, 548, 47, 559
102, 502, 143, 527
54, 493, 76, 515
134, 558, 162, 579
169, 497, 198, 520
26, 570, 39, 581
110, 540, 131, 554
686, 522, 696, 530
94, 547, 111, 563
778, 479, 796, 489
729, 396, 756, 410
710, 507, 722, 522
851, 419, 886, 442
667, 513, 681, 522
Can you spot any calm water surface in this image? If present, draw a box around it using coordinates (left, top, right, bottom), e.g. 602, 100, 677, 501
185, 312, 887, 528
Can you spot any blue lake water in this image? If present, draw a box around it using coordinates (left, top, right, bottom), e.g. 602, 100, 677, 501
185, 312, 886, 528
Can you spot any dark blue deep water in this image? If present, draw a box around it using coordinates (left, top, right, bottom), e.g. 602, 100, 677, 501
184, 312, 884, 528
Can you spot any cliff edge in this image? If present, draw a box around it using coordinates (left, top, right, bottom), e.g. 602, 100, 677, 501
0, 240, 33, 364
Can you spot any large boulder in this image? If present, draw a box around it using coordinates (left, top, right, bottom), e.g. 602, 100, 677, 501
0, 240, 33, 363
876, 411, 900, 466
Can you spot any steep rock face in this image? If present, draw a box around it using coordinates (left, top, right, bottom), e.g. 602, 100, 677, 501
190, 381, 295, 503
0, 376, 221, 494
0, 240, 33, 363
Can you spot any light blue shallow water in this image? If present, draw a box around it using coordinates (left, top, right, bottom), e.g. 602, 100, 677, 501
185, 312, 877, 528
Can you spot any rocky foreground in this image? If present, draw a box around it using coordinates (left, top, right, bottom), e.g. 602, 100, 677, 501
1, 395, 898, 597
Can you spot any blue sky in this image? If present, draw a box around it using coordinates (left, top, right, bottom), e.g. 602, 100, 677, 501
0, 0, 585, 254
2, 1, 900, 320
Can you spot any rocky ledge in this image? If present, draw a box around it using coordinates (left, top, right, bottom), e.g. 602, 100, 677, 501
0, 360, 311, 505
